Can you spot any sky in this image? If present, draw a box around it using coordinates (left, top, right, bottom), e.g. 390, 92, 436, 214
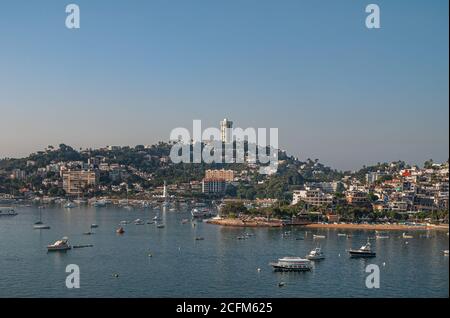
0, 0, 448, 171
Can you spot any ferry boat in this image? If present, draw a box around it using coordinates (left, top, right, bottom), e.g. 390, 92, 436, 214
348, 241, 376, 258
0, 207, 17, 216
306, 247, 325, 260
270, 257, 312, 271
47, 237, 71, 252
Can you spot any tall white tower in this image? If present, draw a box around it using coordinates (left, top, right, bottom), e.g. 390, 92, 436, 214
220, 118, 233, 143
162, 181, 167, 198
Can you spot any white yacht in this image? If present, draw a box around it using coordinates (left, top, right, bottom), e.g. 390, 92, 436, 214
270, 257, 312, 271
348, 241, 376, 258
306, 247, 325, 260
64, 202, 76, 209
47, 237, 71, 252
0, 207, 17, 216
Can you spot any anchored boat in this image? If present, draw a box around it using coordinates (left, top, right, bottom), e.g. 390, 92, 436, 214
270, 257, 312, 271
47, 237, 71, 252
348, 240, 376, 258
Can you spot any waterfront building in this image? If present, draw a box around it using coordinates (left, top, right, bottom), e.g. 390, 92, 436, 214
202, 178, 226, 194
62, 170, 99, 195
205, 169, 234, 182
220, 118, 233, 143
292, 188, 334, 207
345, 191, 369, 205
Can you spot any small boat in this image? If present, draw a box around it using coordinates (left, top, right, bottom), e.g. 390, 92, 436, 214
402, 232, 414, 239
376, 234, 390, 239
270, 257, 312, 271
181, 219, 189, 224
134, 219, 145, 225
64, 202, 76, 209
47, 237, 71, 252
119, 220, 129, 225
337, 233, 347, 237
33, 209, 50, 229
306, 247, 325, 260
313, 234, 326, 239
153, 215, 162, 221
0, 207, 17, 216
73, 244, 93, 249
237, 236, 247, 240
156, 224, 165, 228
348, 240, 376, 258
116, 227, 125, 234
147, 221, 155, 224
83, 231, 94, 235
90, 224, 99, 228
443, 250, 449, 256
34, 224, 51, 229
195, 237, 205, 241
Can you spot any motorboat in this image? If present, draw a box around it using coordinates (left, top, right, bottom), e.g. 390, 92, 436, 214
443, 250, 449, 256
34, 223, 51, 229
270, 257, 312, 271
64, 202, 76, 209
134, 219, 145, 225
156, 223, 165, 228
47, 237, 71, 252
116, 227, 125, 234
337, 233, 347, 237
402, 232, 414, 239
348, 241, 376, 258
0, 207, 17, 216
376, 234, 390, 239
90, 224, 98, 228
313, 234, 326, 239
306, 247, 325, 260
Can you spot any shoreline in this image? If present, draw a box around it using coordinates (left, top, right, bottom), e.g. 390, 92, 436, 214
207, 218, 449, 231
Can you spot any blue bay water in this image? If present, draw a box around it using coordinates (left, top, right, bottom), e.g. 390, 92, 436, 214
0, 207, 448, 298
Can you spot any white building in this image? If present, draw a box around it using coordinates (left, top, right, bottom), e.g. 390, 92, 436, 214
220, 118, 233, 143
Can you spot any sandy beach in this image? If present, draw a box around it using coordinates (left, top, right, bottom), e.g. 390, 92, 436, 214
207, 218, 449, 231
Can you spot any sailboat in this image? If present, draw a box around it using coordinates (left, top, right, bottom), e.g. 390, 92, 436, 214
34, 209, 50, 229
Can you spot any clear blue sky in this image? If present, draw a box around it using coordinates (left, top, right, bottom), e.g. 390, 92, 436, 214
0, 0, 448, 170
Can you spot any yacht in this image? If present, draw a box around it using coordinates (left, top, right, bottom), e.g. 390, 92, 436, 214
0, 207, 17, 216
348, 240, 376, 258
270, 257, 312, 271
33, 208, 50, 229
191, 203, 215, 218
306, 247, 325, 260
402, 232, 414, 239
47, 237, 71, 252
64, 202, 76, 209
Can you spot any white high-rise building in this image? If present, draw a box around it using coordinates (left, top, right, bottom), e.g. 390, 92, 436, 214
220, 118, 233, 143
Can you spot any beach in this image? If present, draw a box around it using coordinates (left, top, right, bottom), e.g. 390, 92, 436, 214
207, 218, 449, 231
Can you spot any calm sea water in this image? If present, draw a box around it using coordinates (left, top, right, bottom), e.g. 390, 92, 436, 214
0, 206, 448, 298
